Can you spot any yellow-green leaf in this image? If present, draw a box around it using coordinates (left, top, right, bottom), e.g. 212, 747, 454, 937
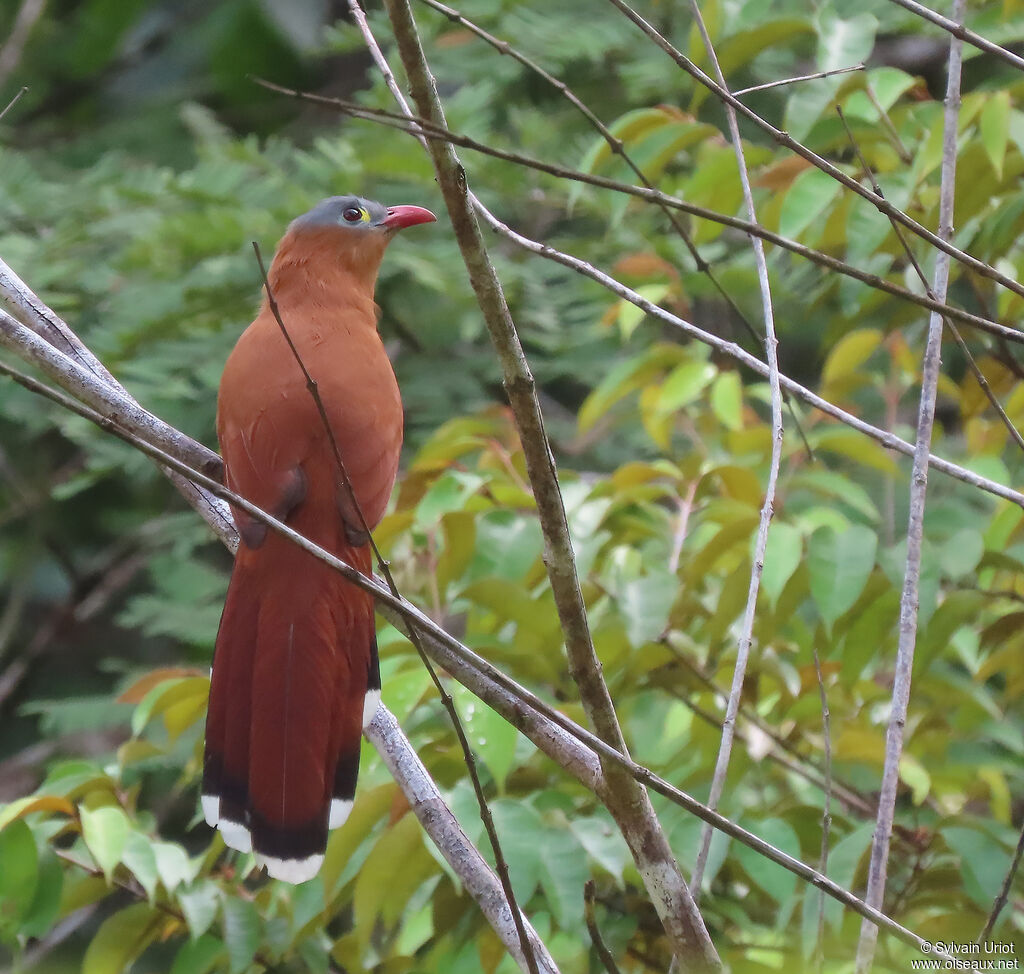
82, 903, 161, 974
79, 805, 130, 883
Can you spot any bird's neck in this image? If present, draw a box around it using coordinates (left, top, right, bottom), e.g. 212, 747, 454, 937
265, 227, 388, 322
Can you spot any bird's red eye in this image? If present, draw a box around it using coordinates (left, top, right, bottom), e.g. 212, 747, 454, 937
342, 206, 363, 222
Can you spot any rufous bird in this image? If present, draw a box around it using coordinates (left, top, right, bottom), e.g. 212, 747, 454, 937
201, 195, 436, 883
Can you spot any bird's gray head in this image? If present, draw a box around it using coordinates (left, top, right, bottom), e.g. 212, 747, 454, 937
292, 195, 435, 234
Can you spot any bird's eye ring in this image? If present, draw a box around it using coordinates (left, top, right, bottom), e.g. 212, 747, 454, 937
342, 206, 363, 223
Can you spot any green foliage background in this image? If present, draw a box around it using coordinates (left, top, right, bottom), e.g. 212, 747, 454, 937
0, 0, 1022, 971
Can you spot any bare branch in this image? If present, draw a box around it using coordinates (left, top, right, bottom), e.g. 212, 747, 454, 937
0, 0, 46, 88
977, 821, 1024, 943
857, 4, 967, 969
734, 63, 864, 96
688, 0, 783, 898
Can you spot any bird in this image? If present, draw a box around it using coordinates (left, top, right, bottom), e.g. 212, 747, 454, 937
201, 195, 436, 883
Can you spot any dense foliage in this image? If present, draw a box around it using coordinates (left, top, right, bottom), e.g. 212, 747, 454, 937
0, 0, 1022, 971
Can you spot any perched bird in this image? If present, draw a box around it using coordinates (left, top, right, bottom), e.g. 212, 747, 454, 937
201, 195, 436, 883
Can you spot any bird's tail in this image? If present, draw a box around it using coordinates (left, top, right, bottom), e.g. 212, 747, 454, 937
202, 540, 379, 883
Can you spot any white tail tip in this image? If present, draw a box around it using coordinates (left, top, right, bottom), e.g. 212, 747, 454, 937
201, 794, 220, 828
219, 818, 252, 854
261, 853, 324, 884
329, 798, 353, 829
362, 688, 382, 728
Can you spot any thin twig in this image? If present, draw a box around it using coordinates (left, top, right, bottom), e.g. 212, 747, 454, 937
252, 77, 1024, 348
0, 85, 26, 122
689, 0, 783, 899
251, 242, 541, 974
885, 0, 1024, 74
734, 63, 863, 97
976, 820, 1024, 943
856, 5, 966, 970
584, 880, 623, 974
812, 651, 833, 974
378, 1, 719, 965
836, 106, 1024, 455
0, 358, 966, 962
864, 82, 912, 164
604, 0, 1024, 302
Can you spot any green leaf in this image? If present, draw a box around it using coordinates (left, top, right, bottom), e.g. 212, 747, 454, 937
121, 831, 160, 903
780, 168, 842, 240
657, 359, 715, 414
538, 826, 588, 934
171, 934, 227, 974
490, 800, 546, 902
222, 896, 260, 974
178, 880, 221, 941
414, 471, 485, 528
0, 819, 38, 942
459, 689, 520, 790
943, 826, 1009, 909
734, 818, 801, 907
807, 525, 877, 628
152, 841, 197, 893
82, 903, 161, 974
981, 91, 1011, 178
816, 11, 877, 71
822, 329, 883, 386
939, 528, 984, 580
20, 849, 63, 940
760, 521, 803, 605
710, 372, 743, 431
570, 815, 630, 882
899, 754, 931, 805
79, 805, 130, 883
616, 571, 681, 648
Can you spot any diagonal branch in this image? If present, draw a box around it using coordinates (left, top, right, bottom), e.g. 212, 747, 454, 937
856, 3, 967, 969
688, 0, 783, 899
